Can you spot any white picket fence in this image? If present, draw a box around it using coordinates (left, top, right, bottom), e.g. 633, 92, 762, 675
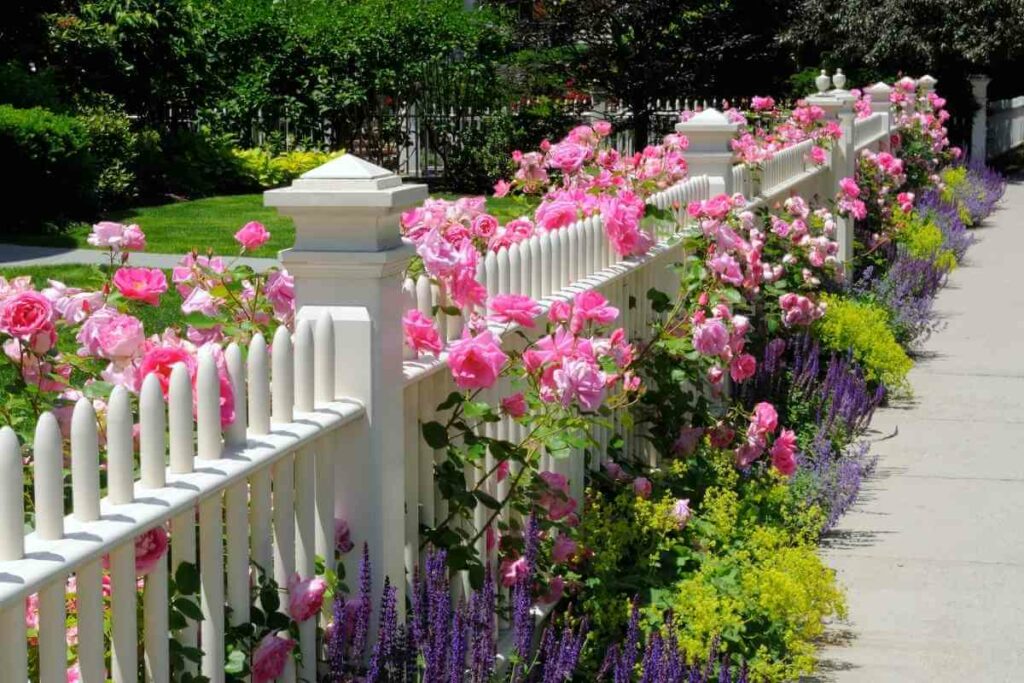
988, 96, 1024, 159
0, 71, 910, 682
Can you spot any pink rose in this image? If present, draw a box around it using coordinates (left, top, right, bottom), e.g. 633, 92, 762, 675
809, 146, 827, 165
138, 344, 195, 396
403, 310, 443, 356
113, 267, 168, 306
692, 319, 728, 356
771, 429, 798, 476
729, 353, 757, 382
751, 402, 778, 435
548, 300, 572, 323
603, 461, 628, 482
472, 214, 499, 239
493, 179, 511, 197
671, 499, 691, 528
838, 177, 861, 199
750, 95, 775, 111
593, 120, 613, 137
181, 287, 221, 318
335, 518, 354, 554
572, 291, 619, 330
500, 556, 529, 587
264, 270, 295, 323
535, 200, 579, 232
448, 330, 507, 390
488, 294, 541, 328
0, 291, 53, 339
633, 476, 652, 499
122, 224, 146, 251
66, 664, 81, 683
553, 357, 605, 411
252, 633, 295, 683
287, 573, 328, 622
134, 526, 169, 576
540, 575, 565, 605
496, 460, 510, 482
709, 424, 735, 449
546, 141, 590, 174
234, 221, 271, 251
501, 392, 527, 418
97, 313, 145, 360
552, 534, 577, 563
672, 427, 704, 456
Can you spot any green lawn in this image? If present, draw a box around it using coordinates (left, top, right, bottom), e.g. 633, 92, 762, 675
3, 192, 539, 258
0, 265, 185, 334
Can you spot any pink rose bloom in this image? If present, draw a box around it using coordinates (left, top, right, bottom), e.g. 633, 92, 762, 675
66, 664, 81, 683
751, 402, 778, 435
88, 221, 122, 248
121, 223, 146, 251
403, 309, 443, 356
709, 424, 735, 449
572, 291, 619, 329
335, 518, 354, 554
137, 343, 195, 396
181, 287, 221, 318
548, 299, 572, 324
493, 179, 511, 197
633, 476, 652, 499
252, 633, 295, 683
538, 471, 577, 521
692, 319, 728, 356
113, 267, 167, 306
496, 460, 510, 482
97, 313, 145, 360
672, 427, 704, 456
603, 461, 628, 482
535, 200, 579, 232
809, 146, 827, 165
472, 214, 499, 239
547, 141, 590, 174
671, 499, 691, 529
500, 556, 529, 587
750, 95, 775, 111
448, 330, 507, 390
417, 229, 460, 277
735, 441, 763, 467
186, 324, 223, 346
134, 526, 169, 576
0, 291, 53, 339
838, 177, 861, 199
593, 120, 613, 136
552, 533, 578, 563
488, 294, 541, 328
234, 221, 271, 251
771, 429, 798, 476
540, 575, 566, 605
729, 353, 757, 382
264, 270, 295, 322
287, 573, 328, 622
553, 357, 605, 410
500, 392, 527, 418
709, 252, 744, 285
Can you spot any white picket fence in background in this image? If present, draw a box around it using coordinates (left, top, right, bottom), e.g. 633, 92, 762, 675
0, 73, 916, 683
987, 96, 1024, 160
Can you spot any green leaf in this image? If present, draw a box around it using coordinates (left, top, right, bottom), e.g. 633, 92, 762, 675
173, 597, 204, 622
468, 562, 485, 591
646, 288, 672, 313
437, 391, 464, 411
463, 401, 495, 420
225, 649, 246, 675
175, 562, 200, 595
83, 381, 115, 400
473, 490, 502, 510
182, 311, 222, 330
422, 421, 449, 449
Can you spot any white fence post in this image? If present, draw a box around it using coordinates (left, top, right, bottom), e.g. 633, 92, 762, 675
808, 70, 857, 264
971, 75, 991, 162
675, 109, 741, 195
266, 155, 428, 617
865, 81, 894, 147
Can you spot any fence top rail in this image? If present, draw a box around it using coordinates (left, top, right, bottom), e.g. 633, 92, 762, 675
0, 398, 365, 609
854, 113, 888, 151
989, 96, 1024, 111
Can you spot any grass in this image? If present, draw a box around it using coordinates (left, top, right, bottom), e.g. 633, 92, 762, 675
0, 265, 185, 334
3, 191, 539, 259
5, 195, 294, 258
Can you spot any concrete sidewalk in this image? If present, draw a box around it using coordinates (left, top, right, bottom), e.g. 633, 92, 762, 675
810, 178, 1024, 681
0, 243, 278, 271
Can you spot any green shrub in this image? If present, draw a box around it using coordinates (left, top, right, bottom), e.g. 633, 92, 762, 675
233, 148, 344, 189
76, 105, 141, 209
816, 294, 913, 391
0, 105, 97, 228
138, 128, 254, 199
